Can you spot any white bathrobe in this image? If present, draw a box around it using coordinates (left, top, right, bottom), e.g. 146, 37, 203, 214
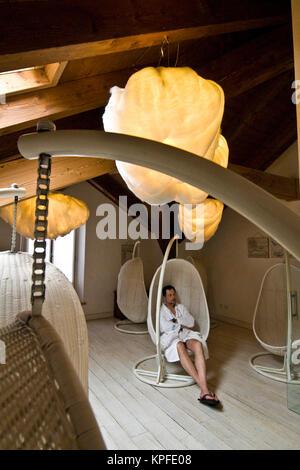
160, 303, 209, 362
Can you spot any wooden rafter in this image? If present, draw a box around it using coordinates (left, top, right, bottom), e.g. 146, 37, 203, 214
0, 24, 294, 137
228, 163, 299, 201
0, 0, 289, 73
223, 69, 297, 169
196, 24, 294, 98
0, 156, 116, 208
0, 10, 294, 137
0, 109, 104, 162
0, 69, 130, 136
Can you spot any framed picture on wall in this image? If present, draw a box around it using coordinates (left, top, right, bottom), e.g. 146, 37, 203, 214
247, 237, 269, 258
269, 239, 284, 258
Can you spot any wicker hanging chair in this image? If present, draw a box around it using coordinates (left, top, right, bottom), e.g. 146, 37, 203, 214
0, 251, 89, 391
115, 241, 148, 334
0, 312, 105, 450
186, 256, 208, 295
133, 236, 210, 387
250, 262, 300, 382
0, 168, 105, 449
0, 184, 89, 391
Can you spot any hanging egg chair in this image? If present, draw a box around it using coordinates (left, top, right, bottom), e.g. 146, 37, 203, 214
115, 241, 148, 334
186, 255, 219, 329
0, 184, 90, 392
186, 255, 208, 295
0, 251, 89, 391
0, 135, 105, 449
250, 259, 300, 383
133, 235, 210, 387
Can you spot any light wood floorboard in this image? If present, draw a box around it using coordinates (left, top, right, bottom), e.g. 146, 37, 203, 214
87, 318, 300, 450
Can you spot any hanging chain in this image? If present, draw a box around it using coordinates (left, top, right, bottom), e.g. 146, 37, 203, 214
31, 153, 52, 315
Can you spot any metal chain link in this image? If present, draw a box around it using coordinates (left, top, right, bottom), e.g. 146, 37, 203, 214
31, 153, 52, 315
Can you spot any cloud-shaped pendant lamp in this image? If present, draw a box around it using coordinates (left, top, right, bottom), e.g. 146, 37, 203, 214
103, 66, 229, 242
0, 192, 90, 239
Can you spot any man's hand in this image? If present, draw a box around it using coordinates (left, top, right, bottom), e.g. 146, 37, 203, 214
180, 324, 194, 331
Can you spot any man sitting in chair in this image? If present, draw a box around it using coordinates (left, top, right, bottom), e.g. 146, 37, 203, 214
160, 285, 220, 407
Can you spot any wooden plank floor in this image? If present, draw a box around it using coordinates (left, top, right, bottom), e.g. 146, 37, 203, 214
87, 318, 300, 450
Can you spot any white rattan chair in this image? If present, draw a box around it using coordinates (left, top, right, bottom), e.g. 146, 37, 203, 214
250, 261, 300, 383
133, 236, 210, 387
0, 251, 89, 391
186, 255, 208, 295
115, 241, 148, 334
0, 186, 89, 392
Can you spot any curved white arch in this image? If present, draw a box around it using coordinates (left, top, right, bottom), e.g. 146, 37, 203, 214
18, 130, 300, 262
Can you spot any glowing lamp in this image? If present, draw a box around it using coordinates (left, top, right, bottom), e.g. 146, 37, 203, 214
103, 66, 229, 242
178, 199, 224, 242
0, 192, 89, 239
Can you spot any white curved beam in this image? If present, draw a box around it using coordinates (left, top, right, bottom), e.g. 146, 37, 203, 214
18, 130, 300, 262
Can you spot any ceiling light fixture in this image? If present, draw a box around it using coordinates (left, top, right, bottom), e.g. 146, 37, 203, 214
103, 66, 228, 245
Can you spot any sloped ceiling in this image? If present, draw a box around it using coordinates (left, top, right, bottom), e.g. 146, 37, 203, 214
0, 0, 297, 206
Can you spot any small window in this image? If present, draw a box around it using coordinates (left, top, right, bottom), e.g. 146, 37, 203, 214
26, 230, 75, 284
52, 231, 75, 284
0, 62, 67, 97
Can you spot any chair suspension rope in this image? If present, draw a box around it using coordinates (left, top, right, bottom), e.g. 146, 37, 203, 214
10, 183, 20, 253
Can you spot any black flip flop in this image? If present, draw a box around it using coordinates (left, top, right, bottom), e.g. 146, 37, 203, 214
198, 393, 220, 407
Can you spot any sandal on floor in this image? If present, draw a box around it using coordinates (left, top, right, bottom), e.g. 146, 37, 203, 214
198, 392, 220, 407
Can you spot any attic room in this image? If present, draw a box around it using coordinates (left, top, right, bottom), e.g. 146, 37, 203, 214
0, 0, 300, 451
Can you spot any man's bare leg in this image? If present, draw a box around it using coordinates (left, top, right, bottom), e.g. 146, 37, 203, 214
177, 339, 218, 402
176, 341, 201, 385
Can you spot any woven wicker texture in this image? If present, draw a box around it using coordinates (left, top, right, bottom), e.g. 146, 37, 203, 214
0, 318, 78, 450
186, 256, 208, 295
117, 257, 148, 323
0, 252, 88, 391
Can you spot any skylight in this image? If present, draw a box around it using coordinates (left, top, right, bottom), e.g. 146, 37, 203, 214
0, 62, 67, 98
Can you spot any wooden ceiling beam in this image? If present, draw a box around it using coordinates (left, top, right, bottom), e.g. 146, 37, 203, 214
223, 69, 297, 169
0, 110, 102, 153
0, 156, 116, 207
196, 24, 294, 98
0, 109, 104, 162
0, 69, 130, 136
0, 0, 289, 73
228, 163, 299, 201
0, 24, 293, 138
